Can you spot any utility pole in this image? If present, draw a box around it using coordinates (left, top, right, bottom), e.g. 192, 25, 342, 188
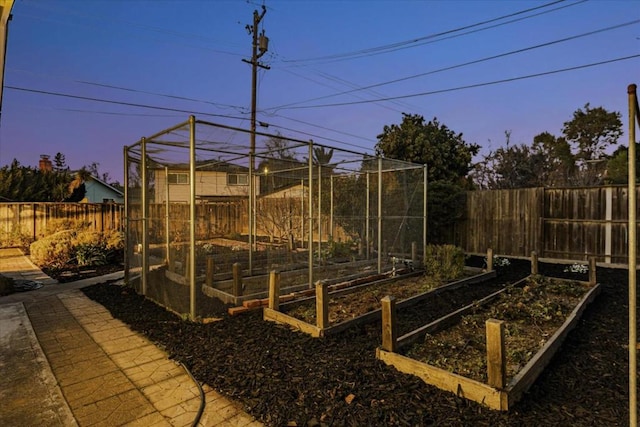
243, 6, 269, 272
243, 5, 270, 170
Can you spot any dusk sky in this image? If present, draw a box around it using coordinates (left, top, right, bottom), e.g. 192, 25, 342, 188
0, 0, 638, 182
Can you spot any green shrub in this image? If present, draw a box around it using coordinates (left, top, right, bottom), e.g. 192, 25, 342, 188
0, 228, 34, 251
423, 244, 465, 281
43, 218, 91, 236
30, 230, 76, 269
75, 242, 108, 266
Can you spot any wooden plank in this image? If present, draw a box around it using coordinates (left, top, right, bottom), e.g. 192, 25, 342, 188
376, 348, 508, 410
507, 283, 602, 403
268, 270, 280, 311
263, 307, 321, 337
486, 319, 506, 389
381, 296, 397, 352
315, 281, 329, 329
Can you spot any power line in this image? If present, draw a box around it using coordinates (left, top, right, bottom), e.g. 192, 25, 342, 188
266, 19, 640, 111
4, 85, 376, 153
280, 0, 580, 64
277, 54, 640, 109
5, 85, 250, 121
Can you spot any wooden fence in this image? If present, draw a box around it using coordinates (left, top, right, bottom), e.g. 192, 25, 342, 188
452, 186, 638, 264
0, 203, 124, 240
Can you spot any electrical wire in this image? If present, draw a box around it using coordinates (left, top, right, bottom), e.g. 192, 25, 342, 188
276, 54, 640, 110
279, 0, 582, 64
266, 19, 640, 111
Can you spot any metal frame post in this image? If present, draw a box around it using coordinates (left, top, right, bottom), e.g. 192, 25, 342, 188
123, 146, 129, 285
249, 153, 254, 275
366, 171, 370, 259
140, 137, 148, 296
377, 157, 382, 273
628, 83, 638, 427
164, 166, 171, 268
330, 174, 334, 241
318, 163, 322, 259
423, 164, 428, 261
189, 115, 197, 320
308, 141, 314, 288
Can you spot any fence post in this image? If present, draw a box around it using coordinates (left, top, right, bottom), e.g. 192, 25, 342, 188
268, 270, 280, 311
589, 256, 597, 285
381, 296, 397, 352
531, 251, 538, 275
487, 248, 494, 272
315, 280, 328, 329
232, 263, 243, 296
486, 319, 506, 389
206, 256, 215, 288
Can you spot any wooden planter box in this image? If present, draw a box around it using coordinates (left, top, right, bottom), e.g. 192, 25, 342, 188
376, 275, 601, 411
263, 268, 496, 338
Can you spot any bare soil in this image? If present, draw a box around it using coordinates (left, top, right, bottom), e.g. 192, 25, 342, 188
285, 272, 489, 326
82, 258, 631, 426
404, 276, 595, 383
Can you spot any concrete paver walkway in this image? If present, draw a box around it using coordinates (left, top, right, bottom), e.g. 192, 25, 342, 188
0, 248, 262, 426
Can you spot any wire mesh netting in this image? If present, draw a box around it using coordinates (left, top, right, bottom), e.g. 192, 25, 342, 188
125, 117, 426, 319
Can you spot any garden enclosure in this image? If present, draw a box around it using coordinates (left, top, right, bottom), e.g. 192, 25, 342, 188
124, 116, 427, 319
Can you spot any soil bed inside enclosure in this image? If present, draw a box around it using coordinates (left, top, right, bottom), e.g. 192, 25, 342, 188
82, 259, 630, 426
403, 276, 595, 383
284, 272, 497, 327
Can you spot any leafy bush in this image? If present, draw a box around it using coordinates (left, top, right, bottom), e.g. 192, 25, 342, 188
44, 218, 92, 236
423, 244, 465, 281
0, 228, 34, 251
30, 228, 124, 269
30, 230, 76, 270
75, 243, 108, 266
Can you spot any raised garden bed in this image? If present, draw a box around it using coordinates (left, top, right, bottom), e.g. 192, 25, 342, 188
264, 267, 496, 337
377, 272, 600, 410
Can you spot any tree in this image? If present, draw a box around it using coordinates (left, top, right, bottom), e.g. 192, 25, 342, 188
375, 113, 479, 186
472, 132, 548, 189
532, 132, 575, 187
53, 152, 68, 172
313, 146, 334, 165
604, 143, 640, 184
562, 103, 623, 163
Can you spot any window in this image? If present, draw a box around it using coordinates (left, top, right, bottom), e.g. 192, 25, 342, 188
227, 173, 249, 186
168, 173, 189, 185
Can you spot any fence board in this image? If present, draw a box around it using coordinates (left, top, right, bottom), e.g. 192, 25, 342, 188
452, 185, 640, 262
0, 203, 123, 241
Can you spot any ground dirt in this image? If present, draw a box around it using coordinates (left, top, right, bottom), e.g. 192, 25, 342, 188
82, 257, 631, 426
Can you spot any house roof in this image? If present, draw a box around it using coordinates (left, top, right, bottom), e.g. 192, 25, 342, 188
86, 176, 124, 196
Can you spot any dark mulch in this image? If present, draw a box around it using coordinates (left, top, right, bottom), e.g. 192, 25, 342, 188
44, 263, 123, 283
82, 259, 632, 426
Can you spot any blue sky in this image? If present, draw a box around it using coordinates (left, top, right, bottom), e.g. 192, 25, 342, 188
0, 0, 638, 182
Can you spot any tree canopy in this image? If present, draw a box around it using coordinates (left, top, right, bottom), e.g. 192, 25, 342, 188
375, 113, 479, 186
0, 153, 120, 202
473, 104, 625, 189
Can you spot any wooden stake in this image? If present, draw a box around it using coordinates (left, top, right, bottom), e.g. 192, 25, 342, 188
531, 251, 538, 275
589, 256, 597, 285
381, 296, 397, 352
487, 248, 494, 272
268, 270, 280, 311
232, 263, 242, 296
315, 280, 329, 329
206, 256, 215, 287
486, 319, 506, 389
